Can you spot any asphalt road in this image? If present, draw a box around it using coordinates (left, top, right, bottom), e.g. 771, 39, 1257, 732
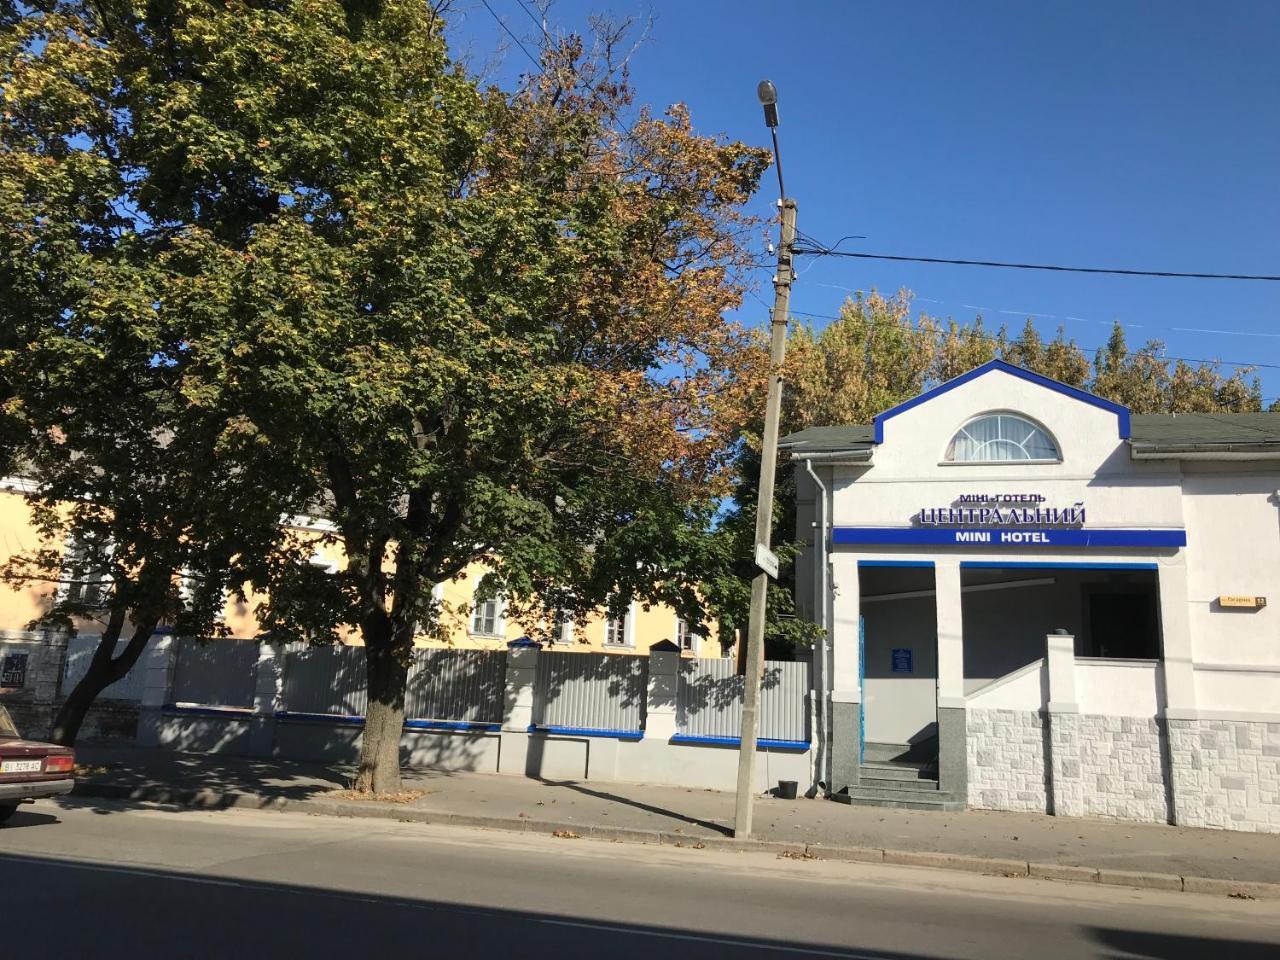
2, 798, 1277, 959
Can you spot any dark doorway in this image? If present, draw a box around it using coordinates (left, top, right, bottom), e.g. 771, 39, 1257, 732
1085, 589, 1160, 659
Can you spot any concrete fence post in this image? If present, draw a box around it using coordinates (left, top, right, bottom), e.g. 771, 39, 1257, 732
136, 631, 176, 748
34, 629, 69, 704
1045, 631, 1084, 817
502, 645, 539, 731
247, 641, 283, 758
497, 645, 538, 774
644, 645, 680, 741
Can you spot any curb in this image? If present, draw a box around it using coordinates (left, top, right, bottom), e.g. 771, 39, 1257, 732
70, 781, 1280, 901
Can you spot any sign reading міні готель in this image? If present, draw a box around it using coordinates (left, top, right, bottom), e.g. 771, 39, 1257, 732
917, 493, 1085, 528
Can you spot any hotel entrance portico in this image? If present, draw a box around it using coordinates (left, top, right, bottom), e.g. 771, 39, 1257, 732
785, 360, 1280, 831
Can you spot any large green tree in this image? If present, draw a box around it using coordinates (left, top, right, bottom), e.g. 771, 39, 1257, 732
3, 2, 769, 788
1, 1, 314, 743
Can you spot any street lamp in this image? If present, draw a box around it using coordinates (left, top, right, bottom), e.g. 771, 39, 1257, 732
733, 81, 798, 840
757, 80, 785, 200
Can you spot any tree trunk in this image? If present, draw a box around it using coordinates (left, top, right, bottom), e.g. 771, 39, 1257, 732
353, 639, 408, 794
50, 623, 155, 746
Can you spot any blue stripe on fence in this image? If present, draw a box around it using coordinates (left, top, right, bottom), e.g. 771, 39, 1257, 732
276, 710, 365, 724
404, 719, 500, 733
527, 724, 644, 741
163, 704, 254, 719
274, 711, 500, 732
669, 733, 810, 750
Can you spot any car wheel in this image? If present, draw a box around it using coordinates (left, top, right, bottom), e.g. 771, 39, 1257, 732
0, 804, 18, 824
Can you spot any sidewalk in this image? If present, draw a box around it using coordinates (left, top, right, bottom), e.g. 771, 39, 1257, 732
70, 746, 1280, 897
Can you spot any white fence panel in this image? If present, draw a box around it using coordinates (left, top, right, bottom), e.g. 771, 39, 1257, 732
406, 649, 507, 724
62, 634, 157, 702
677, 659, 810, 743
281, 645, 367, 716
171, 638, 259, 708
533, 651, 647, 733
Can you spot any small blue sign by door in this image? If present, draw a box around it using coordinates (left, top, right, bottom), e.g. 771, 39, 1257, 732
891, 648, 913, 674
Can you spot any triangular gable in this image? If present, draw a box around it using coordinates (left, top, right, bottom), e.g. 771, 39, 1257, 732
871, 359, 1130, 443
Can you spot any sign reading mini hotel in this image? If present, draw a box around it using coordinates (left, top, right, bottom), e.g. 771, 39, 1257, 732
833, 492, 1187, 548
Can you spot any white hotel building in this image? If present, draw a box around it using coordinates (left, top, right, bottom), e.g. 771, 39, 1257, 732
783, 359, 1280, 832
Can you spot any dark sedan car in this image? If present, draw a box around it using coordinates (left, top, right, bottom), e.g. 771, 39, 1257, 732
0, 704, 74, 823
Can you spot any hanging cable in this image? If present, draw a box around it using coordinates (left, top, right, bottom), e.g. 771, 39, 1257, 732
791, 246, 1280, 282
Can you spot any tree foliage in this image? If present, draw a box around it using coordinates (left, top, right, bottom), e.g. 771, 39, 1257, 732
2, 2, 770, 785
786, 290, 1263, 429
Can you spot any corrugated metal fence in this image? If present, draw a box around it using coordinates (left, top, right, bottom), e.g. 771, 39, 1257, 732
533, 650, 647, 733
677, 659, 810, 743
280, 645, 508, 724
62, 634, 157, 701
281, 644, 368, 717
171, 638, 259, 708
405, 650, 507, 724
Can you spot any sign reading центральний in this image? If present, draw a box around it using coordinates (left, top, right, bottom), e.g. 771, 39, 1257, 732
831, 491, 1188, 548
917, 493, 1085, 529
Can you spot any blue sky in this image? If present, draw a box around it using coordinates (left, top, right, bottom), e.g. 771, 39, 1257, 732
450, 1, 1280, 401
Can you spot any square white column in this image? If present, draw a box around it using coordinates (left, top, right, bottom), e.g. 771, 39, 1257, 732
934, 559, 964, 707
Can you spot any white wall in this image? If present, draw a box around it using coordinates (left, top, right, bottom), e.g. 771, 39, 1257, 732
1077, 659, 1163, 718
1182, 469, 1280, 669
966, 660, 1045, 712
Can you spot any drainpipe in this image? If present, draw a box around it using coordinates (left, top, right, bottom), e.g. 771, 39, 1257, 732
802, 457, 830, 794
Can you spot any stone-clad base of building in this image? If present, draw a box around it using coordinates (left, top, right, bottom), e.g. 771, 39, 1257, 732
968, 708, 1280, 833
1168, 718, 1280, 833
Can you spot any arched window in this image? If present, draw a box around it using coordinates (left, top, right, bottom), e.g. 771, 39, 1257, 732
945, 413, 1059, 463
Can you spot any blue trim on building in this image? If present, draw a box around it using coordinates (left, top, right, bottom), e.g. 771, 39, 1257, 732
871, 359, 1131, 443
857, 559, 935, 568
833, 527, 1185, 548
960, 560, 1160, 571
669, 734, 811, 751
528, 724, 644, 741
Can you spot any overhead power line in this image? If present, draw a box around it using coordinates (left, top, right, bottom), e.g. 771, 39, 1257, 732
479, 0, 541, 70
791, 247, 1280, 282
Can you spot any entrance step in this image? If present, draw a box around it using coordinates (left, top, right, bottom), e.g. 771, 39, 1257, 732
832, 785, 965, 812
857, 775, 940, 794
858, 761, 937, 785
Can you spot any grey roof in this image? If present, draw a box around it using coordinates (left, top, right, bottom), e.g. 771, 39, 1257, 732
778, 424, 874, 452
780, 412, 1280, 455
1128, 412, 1280, 449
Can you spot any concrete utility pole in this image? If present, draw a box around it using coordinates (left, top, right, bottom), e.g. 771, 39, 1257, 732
734, 79, 796, 840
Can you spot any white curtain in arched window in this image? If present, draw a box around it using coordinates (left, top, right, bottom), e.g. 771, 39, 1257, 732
946, 414, 1059, 462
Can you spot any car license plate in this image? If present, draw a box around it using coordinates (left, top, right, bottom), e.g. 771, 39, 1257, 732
1, 759, 42, 773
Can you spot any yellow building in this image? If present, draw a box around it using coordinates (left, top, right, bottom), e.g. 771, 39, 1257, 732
0, 484, 723, 658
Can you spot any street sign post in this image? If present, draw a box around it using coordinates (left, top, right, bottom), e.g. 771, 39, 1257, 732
754, 543, 779, 580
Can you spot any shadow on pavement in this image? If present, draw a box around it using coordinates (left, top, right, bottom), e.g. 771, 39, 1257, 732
1, 849, 1276, 960
0, 808, 61, 829
1089, 927, 1279, 960
67, 747, 351, 813
535, 776, 733, 836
